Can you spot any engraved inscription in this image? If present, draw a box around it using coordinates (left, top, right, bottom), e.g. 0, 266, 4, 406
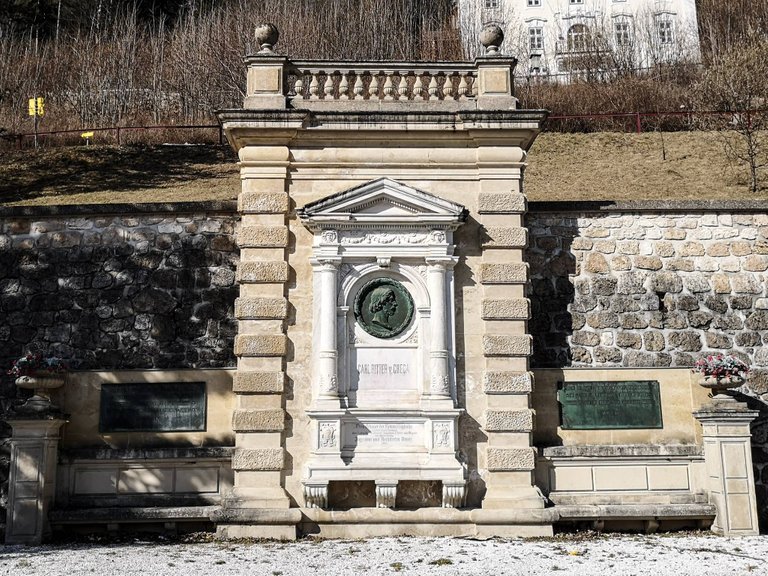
351, 422, 422, 446
357, 363, 410, 376
353, 348, 416, 390
100, 382, 206, 432
559, 380, 663, 430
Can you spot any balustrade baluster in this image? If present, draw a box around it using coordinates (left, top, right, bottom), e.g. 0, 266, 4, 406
383, 73, 395, 100
458, 74, 469, 99
353, 74, 364, 100
397, 74, 408, 99
413, 74, 424, 101
294, 73, 305, 98
369, 73, 380, 99
309, 73, 320, 100
443, 74, 454, 99
428, 75, 438, 100
323, 72, 334, 99
339, 73, 349, 100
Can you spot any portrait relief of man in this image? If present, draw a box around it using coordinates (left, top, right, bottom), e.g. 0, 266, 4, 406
354, 277, 414, 339
368, 286, 398, 328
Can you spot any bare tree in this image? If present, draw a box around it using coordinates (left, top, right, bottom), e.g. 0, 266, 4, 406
695, 36, 768, 194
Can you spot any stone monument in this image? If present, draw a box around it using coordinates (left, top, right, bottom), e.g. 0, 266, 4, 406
215, 22, 552, 538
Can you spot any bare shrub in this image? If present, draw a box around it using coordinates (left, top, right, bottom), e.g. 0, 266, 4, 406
694, 36, 768, 194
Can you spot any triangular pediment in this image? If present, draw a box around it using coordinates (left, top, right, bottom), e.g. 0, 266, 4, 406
297, 178, 467, 230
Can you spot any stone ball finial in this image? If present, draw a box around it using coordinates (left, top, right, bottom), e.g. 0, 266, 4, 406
479, 24, 504, 55
255, 23, 279, 53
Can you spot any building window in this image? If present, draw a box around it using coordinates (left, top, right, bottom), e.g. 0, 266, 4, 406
615, 21, 631, 46
657, 19, 674, 44
484, 0, 499, 8
527, 0, 541, 6
569, 0, 584, 4
567, 23, 589, 52
529, 27, 544, 50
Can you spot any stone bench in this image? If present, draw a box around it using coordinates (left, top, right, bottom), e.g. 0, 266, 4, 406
49, 505, 220, 533
555, 503, 716, 533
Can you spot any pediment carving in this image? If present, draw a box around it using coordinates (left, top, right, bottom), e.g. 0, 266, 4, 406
297, 178, 467, 230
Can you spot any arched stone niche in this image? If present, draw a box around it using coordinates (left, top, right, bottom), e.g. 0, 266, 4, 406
298, 178, 468, 509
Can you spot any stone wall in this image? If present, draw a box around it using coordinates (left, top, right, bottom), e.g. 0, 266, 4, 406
527, 204, 768, 389
0, 203, 240, 372
526, 202, 768, 528
0, 202, 240, 535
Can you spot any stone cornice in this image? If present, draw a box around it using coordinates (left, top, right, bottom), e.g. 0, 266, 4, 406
529, 200, 768, 213
0, 200, 238, 218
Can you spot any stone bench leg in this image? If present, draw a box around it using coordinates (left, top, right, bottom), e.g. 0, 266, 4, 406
5, 418, 65, 545
375, 481, 397, 508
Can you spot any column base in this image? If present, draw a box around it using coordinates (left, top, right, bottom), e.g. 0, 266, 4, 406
222, 486, 291, 510
482, 486, 547, 510
212, 507, 302, 541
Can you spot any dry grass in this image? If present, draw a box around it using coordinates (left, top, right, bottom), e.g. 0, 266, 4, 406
526, 131, 767, 201
0, 144, 239, 207
0, 131, 765, 207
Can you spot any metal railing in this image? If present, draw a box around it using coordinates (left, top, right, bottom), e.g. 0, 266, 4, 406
7, 124, 223, 149
4, 110, 758, 149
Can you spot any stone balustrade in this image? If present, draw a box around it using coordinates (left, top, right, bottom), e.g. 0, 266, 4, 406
286, 64, 477, 104
239, 23, 517, 111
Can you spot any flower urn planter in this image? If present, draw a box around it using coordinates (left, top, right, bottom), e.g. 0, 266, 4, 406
698, 374, 745, 398
15, 373, 66, 412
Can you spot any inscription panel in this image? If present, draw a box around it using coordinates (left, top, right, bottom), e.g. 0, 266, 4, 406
100, 382, 207, 433
559, 380, 662, 430
353, 348, 417, 390
344, 421, 424, 448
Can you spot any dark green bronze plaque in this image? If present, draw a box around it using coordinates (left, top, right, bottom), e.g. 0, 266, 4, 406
354, 277, 414, 339
100, 382, 206, 432
559, 380, 662, 430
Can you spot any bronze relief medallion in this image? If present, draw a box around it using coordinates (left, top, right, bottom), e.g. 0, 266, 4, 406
353, 277, 414, 339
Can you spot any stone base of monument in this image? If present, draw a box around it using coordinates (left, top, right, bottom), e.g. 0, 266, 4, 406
211, 507, 302, 541
299, 508, 556, 538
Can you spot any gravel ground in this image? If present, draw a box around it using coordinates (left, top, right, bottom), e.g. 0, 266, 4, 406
2, 533, 767, 576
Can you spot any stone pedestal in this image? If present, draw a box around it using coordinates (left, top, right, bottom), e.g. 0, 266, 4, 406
5, 418, 65, 545
693, 398, 760, 536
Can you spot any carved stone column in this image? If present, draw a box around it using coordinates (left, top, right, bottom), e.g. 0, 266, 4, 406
693, 399, 760, 536
5, 418, 65, 545
426, 257, 453, 399
312, 256, 341, 404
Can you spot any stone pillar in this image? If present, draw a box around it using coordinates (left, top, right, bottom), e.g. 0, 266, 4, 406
312, 257, 341, 404
220, 142, 297, 539
475, 143, 545, 517
243, 24, 288, 110
426, 258, 453, 400
693, 399, 760, 536
5, 418, 65, 545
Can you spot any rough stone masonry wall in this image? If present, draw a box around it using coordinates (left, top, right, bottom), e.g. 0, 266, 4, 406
527, 208, 768, 383
0, 203, 240, 534
0, 204, 239, 372
526, 204, 768, 526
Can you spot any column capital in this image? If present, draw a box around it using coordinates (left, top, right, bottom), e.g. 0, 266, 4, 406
425, 256, 458, 270
693, 401, 759, 426
310, 257, 342, 270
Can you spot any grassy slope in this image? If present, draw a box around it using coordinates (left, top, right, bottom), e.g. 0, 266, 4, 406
526, 131, 760, 202
0, 132, 764, 207
0, 144, 240, 206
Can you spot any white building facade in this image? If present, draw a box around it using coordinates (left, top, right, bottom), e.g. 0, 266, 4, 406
458, 0, 700, 79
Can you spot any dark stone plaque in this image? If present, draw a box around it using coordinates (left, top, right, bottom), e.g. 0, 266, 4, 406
100, 382, 206, 432
354, 277, 414, 339
558, 380, 662, 430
